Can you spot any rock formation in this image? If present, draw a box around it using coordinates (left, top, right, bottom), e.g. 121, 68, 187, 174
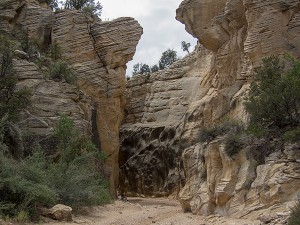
0, 0, 142, 195
120, 0, 300, 220
52, 11, 142, 194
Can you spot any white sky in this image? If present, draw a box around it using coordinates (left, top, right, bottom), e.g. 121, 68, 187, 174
100, 0, 197, 75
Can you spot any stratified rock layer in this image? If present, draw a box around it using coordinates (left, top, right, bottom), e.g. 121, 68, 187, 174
52, 11, 142, 194
0, 0, 142, 195
120, 0, 300, 220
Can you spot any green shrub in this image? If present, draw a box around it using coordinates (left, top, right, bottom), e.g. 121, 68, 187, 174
224, 134, 244, 158
245, 56, 300, 129
64, 0, 103, 17
0, 35, 15, 78
50, 115, 110, 207
47, 158, 110, 208
284, 127, 300, 143
54, 114, 77, 150
0, 150, 57, 217
42, 0, 58, 10
0, 35, 31, 121
245, 124, 267, 138
0, 115, 110, 219
199, 125, 220, 142
199, 120, 244, 143
48, 60, 77, 84
14, 210, 28, 224
49, 42, 62, 61
11, 26, 39, 58
288, 200, 300, 225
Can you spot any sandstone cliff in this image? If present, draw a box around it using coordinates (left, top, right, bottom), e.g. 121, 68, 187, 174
120, 0, 300, 220
0, 0, 142, 195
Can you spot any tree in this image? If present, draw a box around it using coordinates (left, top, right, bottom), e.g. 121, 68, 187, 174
132, 63, 150, 75
132, 63, 140, 75
65, 0, 103, 17
158, 49, 178, 70
140, 63, 150, 74
245, 56, 300, 129
181, 41, 191, 53
42, 0, 59, 10
151, 64, 159, 73
0, 35, 31, 121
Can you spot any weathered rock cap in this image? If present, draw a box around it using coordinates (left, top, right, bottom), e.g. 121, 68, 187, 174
91, 17, 143, 69
176, 0, 229, 52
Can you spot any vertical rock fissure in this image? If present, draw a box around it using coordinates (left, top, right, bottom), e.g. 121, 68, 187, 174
87, 23, 108, 73
91, 104, 101, 150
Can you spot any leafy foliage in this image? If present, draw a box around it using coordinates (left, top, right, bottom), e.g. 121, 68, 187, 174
0, 35, 31, 121
0, 150, 58, 218
150, 64, 159, 73
245, 56, 300, 129
0, 115, 110, 219
132, 63, 150, 75
284, 127, 300, 143
50, 115, 110, 207
42, 0, 59, 10
0, 35, 14, 78
48, 60, 77, 84
245, 124, 267, 138
224, 134, 244, 157
199, 120, 245, 158
199, 120, 244, 143
49, 42, 62, 61
65, 0, 103, 17
288, 199, 300, 225
12, 26, 40, 58
181, 41, 191, 53
158, 49, 178, 70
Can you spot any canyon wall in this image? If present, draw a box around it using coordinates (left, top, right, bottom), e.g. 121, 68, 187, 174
0, 0, 142, 195
120, 0, 300, 220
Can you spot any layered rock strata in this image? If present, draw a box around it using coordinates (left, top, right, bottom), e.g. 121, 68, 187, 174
52, 11, 142, 194
120, 0, 300, 219
0, 0, 142, 194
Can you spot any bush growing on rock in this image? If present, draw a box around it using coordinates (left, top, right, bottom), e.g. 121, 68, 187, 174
50, 42, 62, 61
42, 0, 58, 10
150, 64, 159, 73
132, 63, 150, 75
158, 49, 178, 70
0, 35, 31, 121
224, 134, 244, 157
65, 0, 103, 17
199, 120, 246, 158
0, 35, 15, 78
245, 55, 300, 130
48, 60, 77, 84
199, 120, 244, 143
181, 41, 191, 53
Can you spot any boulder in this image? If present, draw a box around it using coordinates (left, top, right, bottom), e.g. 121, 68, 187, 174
40, 204, 72, 221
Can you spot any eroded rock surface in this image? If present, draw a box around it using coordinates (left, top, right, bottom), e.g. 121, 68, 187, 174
1, 0, 142, 195
120, 0, 300, 220
52, 11, 142, 193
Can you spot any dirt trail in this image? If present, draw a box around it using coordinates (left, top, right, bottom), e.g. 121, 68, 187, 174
44, 198, 261, 225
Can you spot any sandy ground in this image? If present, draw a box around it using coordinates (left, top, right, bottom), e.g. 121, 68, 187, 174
41, 197, 261, 225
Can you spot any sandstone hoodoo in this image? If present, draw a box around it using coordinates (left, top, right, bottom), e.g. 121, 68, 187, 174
119, 0, 300, 221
